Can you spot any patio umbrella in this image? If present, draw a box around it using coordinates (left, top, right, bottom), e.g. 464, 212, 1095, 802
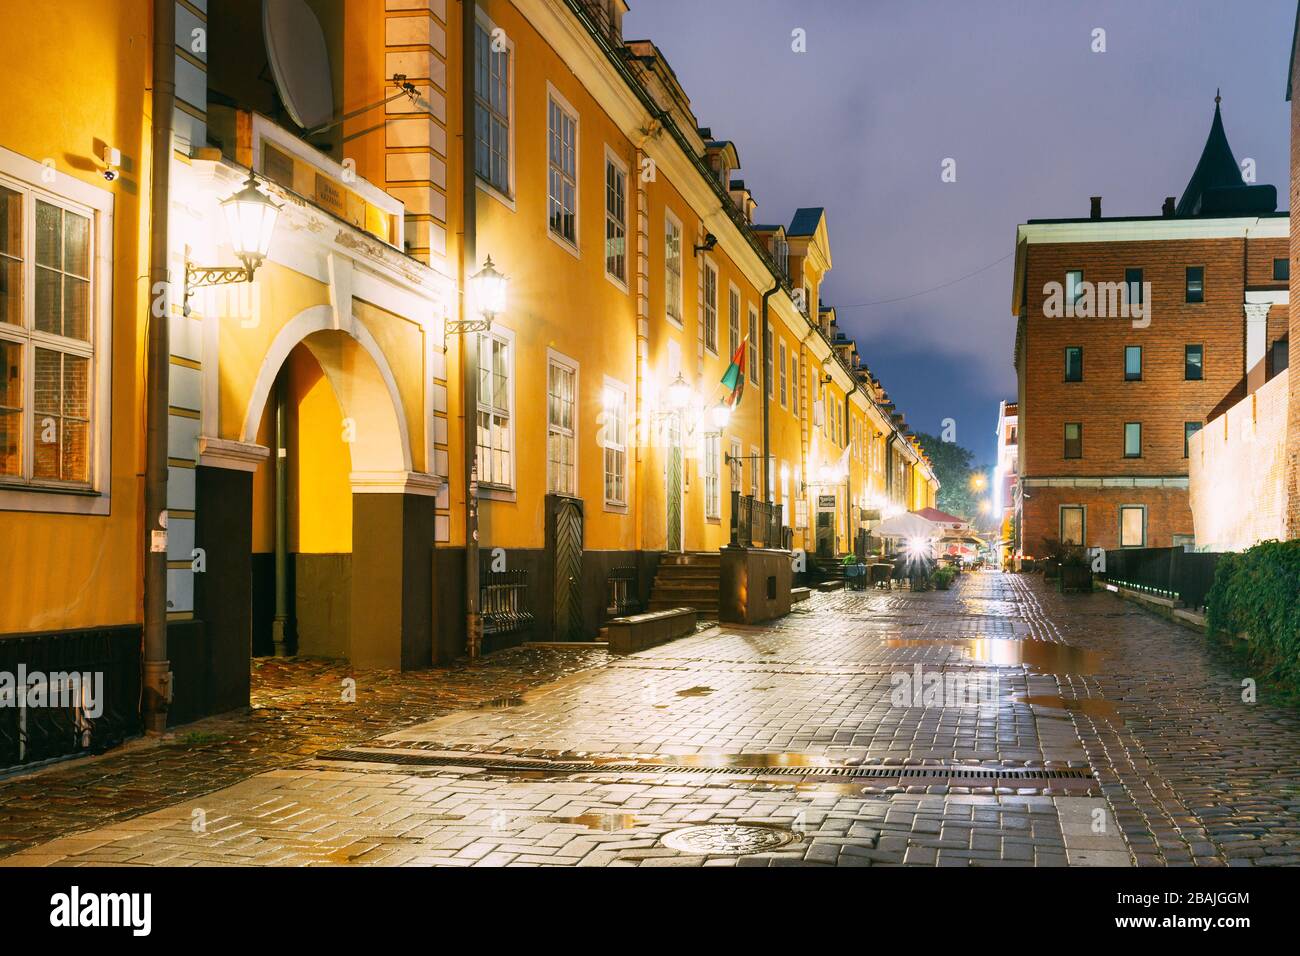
872, 511, 942, 540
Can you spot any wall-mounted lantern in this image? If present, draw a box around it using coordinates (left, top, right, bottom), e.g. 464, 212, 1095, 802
184, 173, 281, 314
448, 255, 508, 336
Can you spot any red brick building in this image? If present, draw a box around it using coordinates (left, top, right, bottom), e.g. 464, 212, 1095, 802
1011, 99, 1289, 556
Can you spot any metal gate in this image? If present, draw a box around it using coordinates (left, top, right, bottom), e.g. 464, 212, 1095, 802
552, 496, 585, 641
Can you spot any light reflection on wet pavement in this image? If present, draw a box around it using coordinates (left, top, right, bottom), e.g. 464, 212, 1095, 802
4, 572, 1300, 866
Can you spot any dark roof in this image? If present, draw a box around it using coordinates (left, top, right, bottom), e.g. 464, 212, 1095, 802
788, 207, 825, 237
751, 223, 782, 233
1176, 97, 1277, 216
1289, 2, 1299, 101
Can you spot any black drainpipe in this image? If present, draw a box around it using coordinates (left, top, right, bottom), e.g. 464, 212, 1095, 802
143, 0, 175, 733
759, 282, 780, 502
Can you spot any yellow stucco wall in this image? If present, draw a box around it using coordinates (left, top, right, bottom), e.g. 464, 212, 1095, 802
0, 0, 151, 634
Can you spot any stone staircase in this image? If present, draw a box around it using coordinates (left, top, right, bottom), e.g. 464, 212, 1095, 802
647, 552, 720, 619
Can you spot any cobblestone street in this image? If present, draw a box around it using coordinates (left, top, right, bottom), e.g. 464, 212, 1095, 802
3, 572, 1299, 867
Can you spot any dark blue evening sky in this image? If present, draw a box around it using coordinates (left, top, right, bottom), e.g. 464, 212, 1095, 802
624, 0, 1294, 467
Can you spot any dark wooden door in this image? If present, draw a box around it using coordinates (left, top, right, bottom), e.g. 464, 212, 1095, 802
553, 496, 584, 641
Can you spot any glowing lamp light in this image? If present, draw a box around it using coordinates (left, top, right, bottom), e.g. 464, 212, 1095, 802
221, 175, 280, 274
471, 255, 509, 318
905, 536, 930, 558
709, 400, 732, 431
665, 373, 692, 412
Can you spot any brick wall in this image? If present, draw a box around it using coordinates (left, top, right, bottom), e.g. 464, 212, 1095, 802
1189, 369, 1290, 551
1020, 231, 1286, 550
1022, 483, 1191, 554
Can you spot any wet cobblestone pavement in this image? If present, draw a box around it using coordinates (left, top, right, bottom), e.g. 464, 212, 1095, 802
0, 647, 608, 858
3, 571, 1299, 867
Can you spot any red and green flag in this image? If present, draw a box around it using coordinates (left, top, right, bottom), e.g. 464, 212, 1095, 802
720, 340, 746, 408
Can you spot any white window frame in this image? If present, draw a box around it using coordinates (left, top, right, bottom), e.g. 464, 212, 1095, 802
545, 83, 579, 254
664, 208, 683, 326
747, 306, 759, 384
602, 145, 628, 290
764, 322, 774, 398
749, 444, 761, 498
0, 147, 113, 515
778, 340, 787, 407
1119, 504, 1146, 549
729, 436, 742, 492
1059, 504, 1085, 547
727, 283, 740, 359
476, 325, 516, 496
702, 258, 718, 354
601, 375, 629, 510
790, 353, 799, 416
473, 10, 515, 208
704, 431, 720, 519
546, 349, 579, 497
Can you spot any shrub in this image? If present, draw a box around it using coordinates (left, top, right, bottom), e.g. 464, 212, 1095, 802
1206, 540, 1300, 686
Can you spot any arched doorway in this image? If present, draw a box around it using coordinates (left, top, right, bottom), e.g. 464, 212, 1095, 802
250, 341, 355, 659
193, 305, 437, 716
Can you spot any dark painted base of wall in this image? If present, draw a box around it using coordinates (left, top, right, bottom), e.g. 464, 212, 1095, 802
447, 547, 661, 654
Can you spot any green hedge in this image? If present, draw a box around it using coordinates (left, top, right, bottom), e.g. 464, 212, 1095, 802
1206, 540, 1300, 685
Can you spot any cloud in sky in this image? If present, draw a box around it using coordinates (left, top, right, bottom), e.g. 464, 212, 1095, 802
623, 0, 1292, 462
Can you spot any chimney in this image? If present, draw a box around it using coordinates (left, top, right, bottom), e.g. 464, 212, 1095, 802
1162, 196, 1176, 217
1089, 196, 1102, 220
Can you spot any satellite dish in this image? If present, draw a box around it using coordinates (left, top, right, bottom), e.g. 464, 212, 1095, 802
262, 0, 335, 131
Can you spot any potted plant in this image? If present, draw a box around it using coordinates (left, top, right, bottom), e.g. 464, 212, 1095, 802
1058, 545, 1093, 593
933, 566, 956, 590
1040, 537, 1064, 580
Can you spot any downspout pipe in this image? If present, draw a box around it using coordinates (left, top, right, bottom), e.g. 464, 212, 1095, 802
271, 379, 289, 656
462, 0, 481, 657
143, 0, 175, 734
759, 282, 779, 503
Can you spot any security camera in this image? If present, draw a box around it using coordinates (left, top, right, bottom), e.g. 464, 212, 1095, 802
102, 146, 121, 182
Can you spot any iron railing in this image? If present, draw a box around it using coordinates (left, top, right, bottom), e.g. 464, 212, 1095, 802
1100, 547, 1221, 612
605, 566, 641, 618
479, 568, 533, 636
730, 491, 786, 549
0, 625, 141, 771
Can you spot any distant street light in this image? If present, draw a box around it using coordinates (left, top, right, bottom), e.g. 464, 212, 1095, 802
665, 373, 692, 412
709, 400, 732, 432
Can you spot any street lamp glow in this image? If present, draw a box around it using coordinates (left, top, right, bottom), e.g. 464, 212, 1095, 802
221, 174, 280, 275
969, 472, 987, 492
470, 255, 508, 318
709, 400, 732, 431
665, 373, 692, 411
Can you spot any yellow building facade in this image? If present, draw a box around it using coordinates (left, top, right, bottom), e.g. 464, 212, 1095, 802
0, 0, 936, 745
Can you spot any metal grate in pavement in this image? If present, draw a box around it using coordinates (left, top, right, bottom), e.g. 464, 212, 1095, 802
313, 748, 1095, 783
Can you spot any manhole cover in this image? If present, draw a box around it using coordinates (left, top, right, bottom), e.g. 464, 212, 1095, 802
661, 824, 797, 856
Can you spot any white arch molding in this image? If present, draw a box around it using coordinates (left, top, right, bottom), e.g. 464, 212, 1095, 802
239, 303, 420, 483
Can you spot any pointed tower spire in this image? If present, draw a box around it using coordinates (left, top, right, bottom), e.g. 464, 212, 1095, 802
1175, 91, 1241, 215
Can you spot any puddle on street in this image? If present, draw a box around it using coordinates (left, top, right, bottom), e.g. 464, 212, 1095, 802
676, 686, 715, 697
538, 813, 639, 831
593, 751, 841, 768
478, 695, 526, 709
1015, 694, 1124, 724
884, 638, 1104, 674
